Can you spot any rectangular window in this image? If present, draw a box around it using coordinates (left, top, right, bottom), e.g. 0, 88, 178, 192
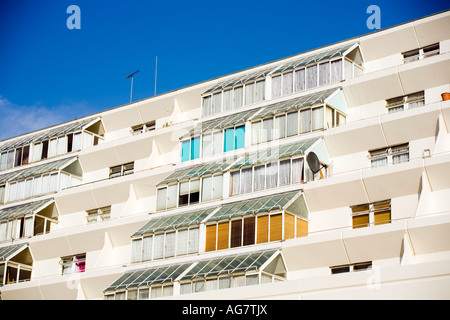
272, 75, 281, 98
201, 174, 223, 202
240, 168, 252, 194
224, 125, 245, 152
61, 254, 86, 275
331, 59, 343, 83
234, 86, 243, 109
282, 72, 293, 96
110, 162, 134, 179
300, 109, 311, 133
243, 217, 255, 246
212, 92, 222, 114
230, 220, 242, 248
351, 201, 391, 229
178, 179, 200, 206
223, 89, 232, 111
202, 96, 212, 116
181, 137, 200, 162
253, 165, 265, 192
286, 112, 299, 137
255, 80, 265, 102
312, 107, 324, 130
279, 160, 291, 186
294, 69, 305, 92
306, 65, 317, 89
319, 62, 330, 86
386, 91, 424, 113
369, 144, 409, 168
230, 171, 240, 196
245, 83, 254, 105
261, 118, 273, 143
274, 115, 286, 140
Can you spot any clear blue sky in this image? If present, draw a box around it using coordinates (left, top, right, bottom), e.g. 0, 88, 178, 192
0, 0, 448, 140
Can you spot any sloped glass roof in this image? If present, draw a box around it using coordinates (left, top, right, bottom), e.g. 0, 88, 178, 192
132, 207, 217, 237
272, 43, 356, 74
206, 191, 299, 222
105, 263, 192, 291
104, 249, 280, 292
0, 243, 28, 262
0, 157, 78, 184
157, 160, 233, 186
0, 198, 53, 220
231, 137, 319, 170
180, 249, 279, 280
255, 88, 338, 119
0, 117, 98, 152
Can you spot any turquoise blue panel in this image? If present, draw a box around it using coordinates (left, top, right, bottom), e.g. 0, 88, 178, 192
234, 125, 245, 150
181, 140, 190, 162
191, 137, 200, 160
224, 128, 234, 152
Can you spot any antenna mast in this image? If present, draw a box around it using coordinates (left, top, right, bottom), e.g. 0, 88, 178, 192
154, 56, 158, 96
125, 70, 140, 103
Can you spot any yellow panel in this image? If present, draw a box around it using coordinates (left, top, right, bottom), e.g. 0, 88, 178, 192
284, 213, 295, 240
257, 215, 269, 244
270, 214, 282, 242
217, 222, 230, 250
205, 224, 217, 252
296, 218, 308, 237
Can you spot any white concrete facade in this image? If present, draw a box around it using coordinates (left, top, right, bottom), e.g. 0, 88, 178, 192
0, 10, 449, 300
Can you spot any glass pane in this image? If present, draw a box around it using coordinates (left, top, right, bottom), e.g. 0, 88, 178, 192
306, 65, 317, 89
188, 227, 199, 254
300, 109, 311, 133
234, 125, 245, 150
331, 59, 342, 82
294, 69, 305, 92
272, 75, 281, 98
224, 128, 234, 152
223, 90, 232, 111
287, 112, 298, 137
312, 107, 324, 130
212, 92, 222, 114
212, 131, 222, 155
245, 83, 254, 105
279, 159, 291, 186
191, 137, 200, 160
203, 96, 212, 116
167, 184, 177, 209
181, 140, 190, 162
202, 176, 212, 202
253, 165, 265, 192
202, 133, 212, 157
274, 115, 286, 140
234, 86, 243, 109
319, 62, 330, 86
230, 171, 240, 196
251, 121, 261, 145
266, 162, 278, 189
282, 72, 293, 96
212, 174, 223, 200
255, 80, 265, 102
240, 168, 252, 194
262, 118, 273, 143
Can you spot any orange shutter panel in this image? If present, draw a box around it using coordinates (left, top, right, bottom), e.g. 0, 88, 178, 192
243, 217, 255, 246
270, 214, 282, 241
296, 218, 308, 237
352, 214, 369, 229
205, 224, 217, 252
257, 215, 269, 244
374, 211, 391, 225
217, 222, 230, 250
284, 214, 295, 240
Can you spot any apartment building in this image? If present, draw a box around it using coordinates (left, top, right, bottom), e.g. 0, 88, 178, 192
0, 10, 449, 300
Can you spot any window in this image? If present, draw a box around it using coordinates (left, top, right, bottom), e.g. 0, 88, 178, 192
369, 144, 409, 168
86, 206, 111, 224
202, 131, 222, 157
131, 121, 155, 135
131, 227, 199, 262
202, 80, 265, 116
331, 262, 372, 274
351, 200, 391, 229
229, 157, 305, 196
61, 254, 86, 275
109, 162, 134, 178
206, 213, 307, 252
251, 106, 344, 145
181, 137, 200, 162
403, 43, 439, 63
201, 174, 223, 202
224, 125, 245, 152
7, 173, 59, 203
178, 179, 200, 206
386, 91, 424, 113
